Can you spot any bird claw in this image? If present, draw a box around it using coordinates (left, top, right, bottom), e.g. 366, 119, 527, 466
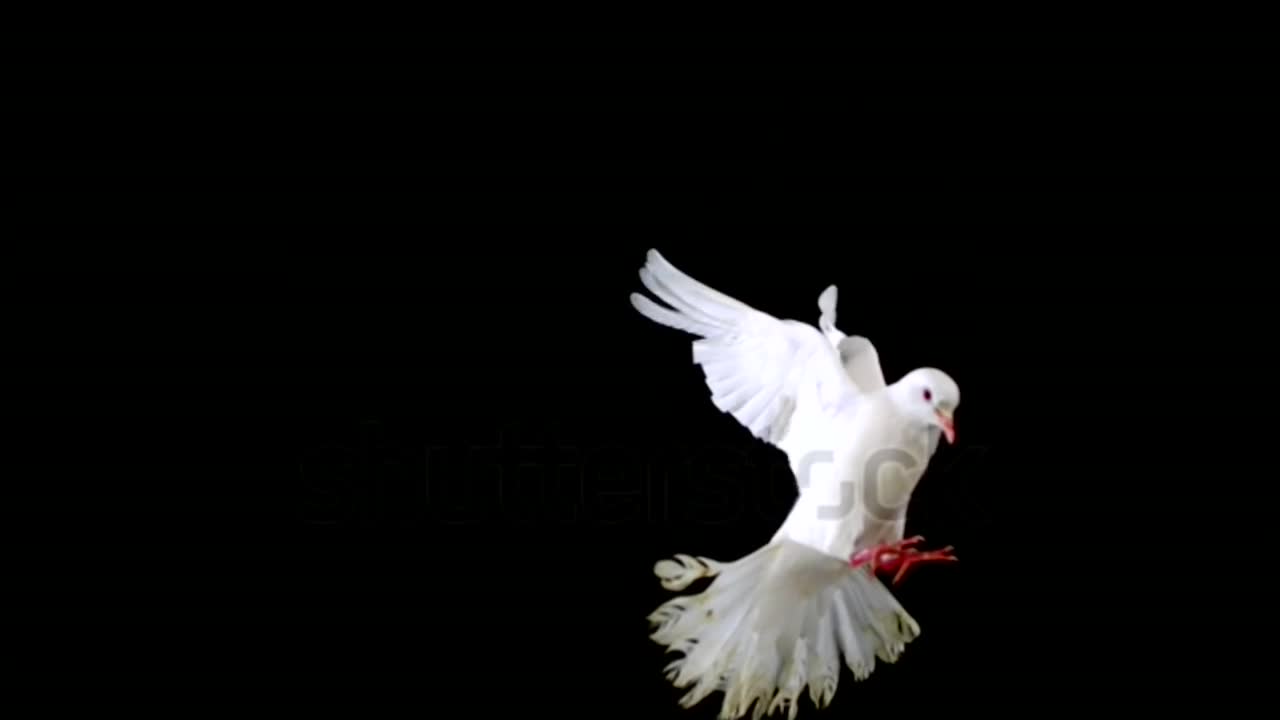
849, 535, 957, 587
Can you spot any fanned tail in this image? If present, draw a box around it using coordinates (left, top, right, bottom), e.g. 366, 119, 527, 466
648, 540, 920, 720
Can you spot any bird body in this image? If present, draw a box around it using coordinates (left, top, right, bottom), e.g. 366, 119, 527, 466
771, 384, 935, 562
631, 249, 961, 720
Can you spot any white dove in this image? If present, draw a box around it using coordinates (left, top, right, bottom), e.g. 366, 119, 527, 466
630, 249, 961, 720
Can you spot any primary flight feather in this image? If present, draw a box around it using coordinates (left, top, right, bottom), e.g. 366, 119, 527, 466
630, 249, 962, 720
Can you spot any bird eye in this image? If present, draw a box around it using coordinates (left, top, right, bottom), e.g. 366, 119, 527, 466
922, 388, 932, 402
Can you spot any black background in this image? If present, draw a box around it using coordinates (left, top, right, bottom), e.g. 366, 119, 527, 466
8, 33, 1274, 707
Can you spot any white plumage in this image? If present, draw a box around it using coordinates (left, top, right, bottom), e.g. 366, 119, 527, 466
630, 249, 961, 720
817, 284, 887, 394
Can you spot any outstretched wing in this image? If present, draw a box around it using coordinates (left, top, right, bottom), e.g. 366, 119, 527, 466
629, 249, 859, 457
817, 284, 887, 393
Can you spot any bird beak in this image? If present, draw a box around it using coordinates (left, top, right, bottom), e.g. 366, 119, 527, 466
935, 408, 955, 444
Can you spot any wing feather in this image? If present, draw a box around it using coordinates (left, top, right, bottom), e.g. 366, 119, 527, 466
814, 284, 887, 393
630, 250, 857, 451
835, 336, 887, 393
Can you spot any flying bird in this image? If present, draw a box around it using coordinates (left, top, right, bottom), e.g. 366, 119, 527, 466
630, 249, 961, 720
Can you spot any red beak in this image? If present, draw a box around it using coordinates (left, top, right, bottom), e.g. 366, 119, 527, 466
936, 410, 955, 444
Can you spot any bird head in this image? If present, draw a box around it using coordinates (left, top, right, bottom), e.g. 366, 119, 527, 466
892, 368, 960, 444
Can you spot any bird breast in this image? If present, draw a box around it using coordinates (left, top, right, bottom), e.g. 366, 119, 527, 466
776, 397, 932, 559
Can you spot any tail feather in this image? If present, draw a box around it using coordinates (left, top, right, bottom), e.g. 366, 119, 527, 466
649, 540, 921, 720
654, 554, 724, 592
809, 605, 839, 708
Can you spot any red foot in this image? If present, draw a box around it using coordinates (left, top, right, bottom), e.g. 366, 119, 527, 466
849, 535, 957, 586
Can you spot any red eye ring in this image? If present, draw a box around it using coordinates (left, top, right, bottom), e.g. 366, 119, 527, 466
922, 388, 932, 402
